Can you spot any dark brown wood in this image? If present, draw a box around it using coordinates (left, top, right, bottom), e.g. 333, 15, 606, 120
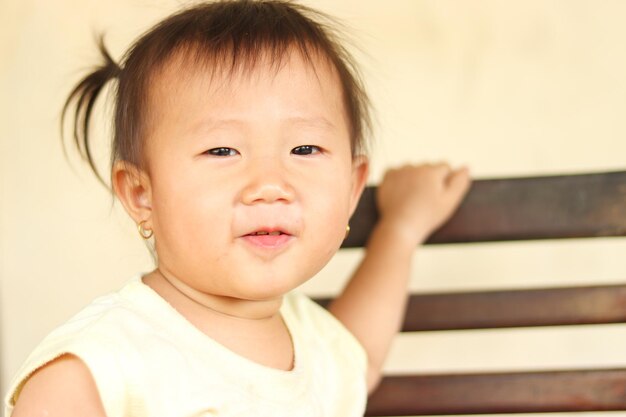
365, 369, 626, 415
315, 283, 626, 331
342, 170, 626, 247
337, 170, 626, 415
402, 283, 626, 331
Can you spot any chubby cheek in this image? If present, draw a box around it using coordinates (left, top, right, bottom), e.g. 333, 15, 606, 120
303, 168, 353, 261
151, 172, 231, 275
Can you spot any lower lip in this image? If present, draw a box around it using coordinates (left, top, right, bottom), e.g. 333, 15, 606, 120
242, 234, 293, 249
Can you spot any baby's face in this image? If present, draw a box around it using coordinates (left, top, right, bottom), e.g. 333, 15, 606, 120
142, 50, 368, 301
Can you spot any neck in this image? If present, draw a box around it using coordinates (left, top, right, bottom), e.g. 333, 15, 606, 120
147, 267, 283, 322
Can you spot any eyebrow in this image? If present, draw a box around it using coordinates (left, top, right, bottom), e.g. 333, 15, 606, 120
285, 116, 337, 130
189, 115, 337, 136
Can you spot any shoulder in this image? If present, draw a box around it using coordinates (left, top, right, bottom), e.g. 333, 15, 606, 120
283, 292, 369, 412
10, 354, 106, 417
284, 291, 355, 338
283, 292, 367, 365
5, 277, 153, 416
30, 276, 161, 345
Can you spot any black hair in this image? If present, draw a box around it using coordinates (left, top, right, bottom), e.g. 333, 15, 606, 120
62, 0, 372, 188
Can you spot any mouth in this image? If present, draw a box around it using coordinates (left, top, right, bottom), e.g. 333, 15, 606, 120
241, 228, 293, 250
246, 230, 288, 236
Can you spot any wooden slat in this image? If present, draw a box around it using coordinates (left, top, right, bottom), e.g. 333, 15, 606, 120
402, 283, 626, 331
342, 170, 626, 247
314, 283, 626, 331
365, 369, 626, 416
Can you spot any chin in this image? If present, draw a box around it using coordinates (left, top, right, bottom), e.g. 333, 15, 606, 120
239, 277, 304, 301
241, 289, 288, 302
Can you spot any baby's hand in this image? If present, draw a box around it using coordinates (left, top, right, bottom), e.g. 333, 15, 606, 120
376, 162, 472, 246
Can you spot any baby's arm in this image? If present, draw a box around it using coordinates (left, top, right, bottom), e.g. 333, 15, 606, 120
11, 354, 107, 417
328, 162, 471, 393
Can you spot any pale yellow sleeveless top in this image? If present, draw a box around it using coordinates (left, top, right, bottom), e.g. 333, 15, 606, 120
4, 276, 367, 417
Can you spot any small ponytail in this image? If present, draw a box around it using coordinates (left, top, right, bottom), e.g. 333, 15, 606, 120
61, 34, 121, 188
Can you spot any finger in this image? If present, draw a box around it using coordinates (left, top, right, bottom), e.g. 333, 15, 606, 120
431, 162, 452, 180
446, 167, 472, 196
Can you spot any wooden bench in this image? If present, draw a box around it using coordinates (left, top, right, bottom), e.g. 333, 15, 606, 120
323, 170, 626, 415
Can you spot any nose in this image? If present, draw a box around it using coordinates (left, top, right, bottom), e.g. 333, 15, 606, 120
240, 158, 296, 205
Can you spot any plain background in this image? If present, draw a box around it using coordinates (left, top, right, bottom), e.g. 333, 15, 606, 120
2, 1, 626, 416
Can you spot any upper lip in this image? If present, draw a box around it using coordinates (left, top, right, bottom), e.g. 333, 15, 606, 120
243, 226, 293, 236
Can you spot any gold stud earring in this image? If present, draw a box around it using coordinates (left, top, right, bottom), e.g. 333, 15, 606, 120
345, 225, 351, 239
138, 220, 153, 239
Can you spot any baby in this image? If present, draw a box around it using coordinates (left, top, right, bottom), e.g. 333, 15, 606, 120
5, 1, 471, 416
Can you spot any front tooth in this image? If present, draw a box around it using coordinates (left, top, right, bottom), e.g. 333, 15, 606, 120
269, 231, 281, 236
257, 231, 269, 235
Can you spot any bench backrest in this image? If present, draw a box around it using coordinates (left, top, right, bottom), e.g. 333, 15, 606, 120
328, 170, 626, 416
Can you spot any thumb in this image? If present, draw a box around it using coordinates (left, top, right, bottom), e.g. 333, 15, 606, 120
446, 166, 472, 199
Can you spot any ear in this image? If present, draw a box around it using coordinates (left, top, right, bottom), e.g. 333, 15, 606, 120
348, 154, 369, 218
111, 161, 153, 228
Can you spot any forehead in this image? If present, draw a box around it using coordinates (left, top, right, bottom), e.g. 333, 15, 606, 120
149, 46, 347, 121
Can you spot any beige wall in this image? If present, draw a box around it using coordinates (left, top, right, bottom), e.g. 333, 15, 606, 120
2, 0, 626, 415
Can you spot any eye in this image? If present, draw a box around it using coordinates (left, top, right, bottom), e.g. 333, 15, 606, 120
205, 147, 239, 157
291, 145, 322, 156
